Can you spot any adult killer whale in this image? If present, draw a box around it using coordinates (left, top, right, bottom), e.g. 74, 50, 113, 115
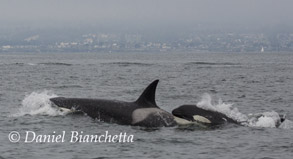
50, 80, 177, 127
172, 105, 239, 126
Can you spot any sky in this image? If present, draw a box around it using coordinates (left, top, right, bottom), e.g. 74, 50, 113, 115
0, 0, 293, 32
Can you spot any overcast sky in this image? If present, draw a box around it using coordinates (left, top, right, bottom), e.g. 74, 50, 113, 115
1, 0, 293, 31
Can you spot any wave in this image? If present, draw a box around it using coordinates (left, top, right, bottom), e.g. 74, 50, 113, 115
196, 93, 292, 129
0, 62, 72, 67
103, 62, 153, 67
38, 62, 72, 66
52, 85, 83, 89
185, 62, 240, 66
12, 91, 70, 117
0, 63, 26, 66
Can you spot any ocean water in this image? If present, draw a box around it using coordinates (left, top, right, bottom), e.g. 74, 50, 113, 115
0, 52, 293, 159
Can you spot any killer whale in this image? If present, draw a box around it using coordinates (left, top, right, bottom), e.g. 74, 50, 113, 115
172, 105, 239, 126
172, 105, 287, 127
50, 80, 176, 127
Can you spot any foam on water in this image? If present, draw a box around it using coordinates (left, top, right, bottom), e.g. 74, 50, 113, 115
13, 91, 69, 117
196, 93, 292, 129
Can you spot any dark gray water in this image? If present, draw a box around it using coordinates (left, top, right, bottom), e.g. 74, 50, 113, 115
1, 52, 293, 159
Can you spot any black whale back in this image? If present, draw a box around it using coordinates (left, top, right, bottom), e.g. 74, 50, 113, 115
49, 79, 176, 127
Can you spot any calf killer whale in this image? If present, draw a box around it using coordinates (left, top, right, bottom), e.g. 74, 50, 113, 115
172, 105, 239, 126
172, 105, 286, 127
50, 80, 177, 127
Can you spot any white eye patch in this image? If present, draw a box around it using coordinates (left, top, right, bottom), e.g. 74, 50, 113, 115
193, 115, 211, 124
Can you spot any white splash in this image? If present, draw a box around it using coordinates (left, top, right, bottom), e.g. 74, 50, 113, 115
13, 91, 68, 117
196, 93, 292, 129
247, 111, 282, 128
197, 93, 248, 123
278, 119, 293, 129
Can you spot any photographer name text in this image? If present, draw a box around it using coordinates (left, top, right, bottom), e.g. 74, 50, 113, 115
8, 131, 134, 143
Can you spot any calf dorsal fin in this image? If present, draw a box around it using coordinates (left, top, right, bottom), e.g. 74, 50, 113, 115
135, 80, 159, 108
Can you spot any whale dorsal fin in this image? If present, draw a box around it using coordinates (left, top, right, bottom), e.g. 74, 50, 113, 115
135, 80, 159, 108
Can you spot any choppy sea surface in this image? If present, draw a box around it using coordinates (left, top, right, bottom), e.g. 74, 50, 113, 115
0, 52, 293, 159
